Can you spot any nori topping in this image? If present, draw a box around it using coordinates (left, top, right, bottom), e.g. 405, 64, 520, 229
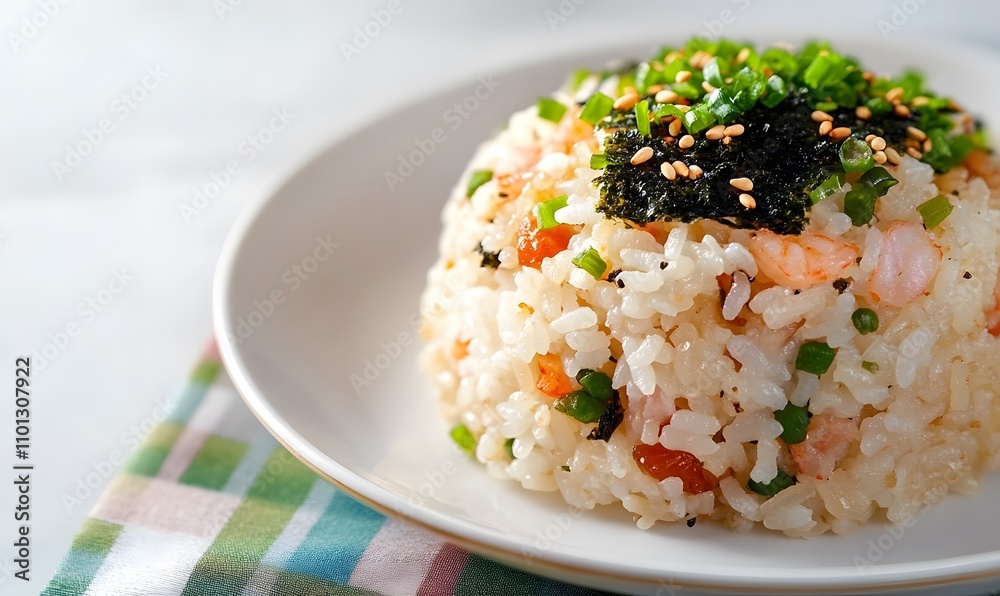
587, 391, 624, 442
476, 243, 501, 268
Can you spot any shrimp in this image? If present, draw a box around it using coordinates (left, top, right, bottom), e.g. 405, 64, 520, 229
964, 149, 1000, 190
749, 230, 859, 290
869, 221, 942, 308
790, 414, 860, 480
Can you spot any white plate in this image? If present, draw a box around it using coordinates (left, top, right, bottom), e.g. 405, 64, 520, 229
214, 37, 1000, 595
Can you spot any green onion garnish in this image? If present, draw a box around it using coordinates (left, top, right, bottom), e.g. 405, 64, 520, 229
861, 361, 880, 374
795, 341, 838, 375
536, 195, 568, 230
840, 136, 874, 173
466, 170, 493, 198
569, 68, 590, 92
803, 52, 848, 90
450, 424, 477, 455
576, 369, 614, 402
917, 195, 954, 229
503, 438, 515, 459
748, 470, 796, 496
537, 97, 567, 123
865, 97, 892, 116
857, 166, 899, 195
808, 173, 844, 204
702, 57, 724, 87
813, 100, 839, 113
706, 89, 740, 125
579, 92, 614, 126
843, 185, 878, 226
635, 100, 651, 136
554, 390, 606, 424
590, 154, 608, 169
761, 74, 788, 108
572, 247, 607, 280
851, 308, 879, 335
774, 403, 810, 444
682, 104, 717, 134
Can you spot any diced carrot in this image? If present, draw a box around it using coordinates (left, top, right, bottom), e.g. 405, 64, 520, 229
517, 215, 574, 269
536, 353, 574, 397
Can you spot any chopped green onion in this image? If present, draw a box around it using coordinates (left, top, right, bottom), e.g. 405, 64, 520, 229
923, 130, 974, 173
554, 390, 606, 424
537, 97, 567, 123
795, 341, 838, 375
730, 67, 766, 111
706, 89, 739, 124
760, 47, 798, 77
682, 104, 717, 134
843, 185, 878, 226
450, 424, 477, 455
774, 403, 810, 444
653, 103, 688, 119
813, 100, 839, 112
761, 74, 788, 108
857, 166, 899, 196
803, 52, 847, 89
635, 100, 651, 136
839, 136, 874, 173
569, 68, 590, 92
590, 153, 608, 169
865, 97, 892, 116
576, 369, 614, 402
536, 195, 568, 230
861, 361, 880, 374
672, 81, 702, 100
748, 470, 796, 496
466, 170, 493, 198
851, 308, 879, 335
579, 92, 614, 126
572, 247, 607, 279
702, 57, 724, 87
503, 438, 515, 459
916, 194, 954, 228
809, 173, 844, 204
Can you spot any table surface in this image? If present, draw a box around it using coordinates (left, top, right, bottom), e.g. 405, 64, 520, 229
3, 1, 1000, 593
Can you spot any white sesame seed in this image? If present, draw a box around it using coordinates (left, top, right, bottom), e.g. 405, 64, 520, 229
855, 106, 872, 120
885, 87, 904, 104
675, 70, 692, 83
894, 104, 911, 117
739, 193, 756, 209
736, 47, 751, 64
678, 135, 695, 149
865, 134, 877, 143
655, 89, 679, 104
661, 161, 677, 180
646, 84, 665, 95
702, 81, 717, 94
724, 124, 745, 137
870, 136, 887, 151
923, 138, 934, 153
885, 147, 901, 165
672, 161, 689, 177
829, 127, 852, 141
912, 96, 930, 107
613, 94, 639, 111
688, 164, 704, 179
722, 136, 732, 145
631, 146, 654, 165
818, 121, 833, 136
705, 125, 726, 140
668, 118, 683, 137
730, 177, 753, 191
907, 126, 927, 141
906, 147, 923, 159
811, 110, 834, 123
873, 150, 887, 164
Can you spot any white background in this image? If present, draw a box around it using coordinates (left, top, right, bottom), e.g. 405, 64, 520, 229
1, 0, 998, 592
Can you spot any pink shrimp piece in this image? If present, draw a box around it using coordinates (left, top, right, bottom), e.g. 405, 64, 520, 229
790, 414, 860, 480
749, 230, 859, 290
869, 221, 942, 308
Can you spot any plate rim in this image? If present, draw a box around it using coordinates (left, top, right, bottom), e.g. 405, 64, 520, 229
213, 34, 1000, 593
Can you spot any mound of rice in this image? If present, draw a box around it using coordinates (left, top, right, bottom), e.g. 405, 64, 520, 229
419, 43, 1000, 536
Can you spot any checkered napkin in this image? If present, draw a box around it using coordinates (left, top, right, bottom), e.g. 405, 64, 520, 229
43, 343, 612, 595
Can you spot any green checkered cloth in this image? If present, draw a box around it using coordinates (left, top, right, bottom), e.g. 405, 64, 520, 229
43, 343, 612, 595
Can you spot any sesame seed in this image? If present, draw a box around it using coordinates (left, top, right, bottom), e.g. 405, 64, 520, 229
623, 86, 637, 97
906, 147, 923, 159
701, 81, 717, 94
678, 135, 695, 149
865, 134, 876, 143
675, 70, 692, 83
912, 96, 930, 107
829, 127, 852, 141
630, 146, 654, 165
646, 84, 665, 95
894, 104, 911, 117
668, 118, 683, 137
818, 121, 833, 136
651, 61, 665, 72
738, 193, 756, 209
730, 177, 753, 191
855, 106, 872, 120
870, 136, 887, 151
906, 126, 927, 141
660, 161, 677, 180
613, 94, 639, 111
672, 161, 689, 177
705, 125, 726, 140
722, 136, 732, 145
811, 110, 834, 122
923, 138, 934, 153
884, 146, 901, 165
724, 124, 745, 137
736, 47, 751, 64
885, 87, 904, 104
655, 89, 679, 104
904, 138, 919, 149
873, 150, 887, 164
688, 164, 704, 179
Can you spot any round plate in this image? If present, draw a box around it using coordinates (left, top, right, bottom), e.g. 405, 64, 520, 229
214, 36, 1000, 595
